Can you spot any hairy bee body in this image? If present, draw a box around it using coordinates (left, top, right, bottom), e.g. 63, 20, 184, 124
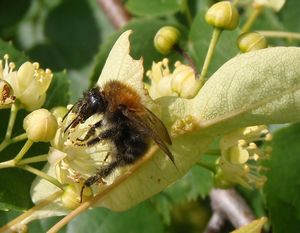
65, 80, 173, 188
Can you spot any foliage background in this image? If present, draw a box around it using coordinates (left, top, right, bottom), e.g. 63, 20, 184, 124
0, 0, 299, 232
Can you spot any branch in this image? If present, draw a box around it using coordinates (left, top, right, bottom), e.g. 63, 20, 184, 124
97, 0, 131, 29
203, 212, 226, 233
204, 188, 255, 232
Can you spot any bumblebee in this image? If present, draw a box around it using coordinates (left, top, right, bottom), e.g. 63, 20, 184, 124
64, 80, 174, 188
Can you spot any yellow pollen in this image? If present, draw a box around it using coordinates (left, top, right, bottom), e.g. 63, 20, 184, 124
33, 62, 39, 69
248, 142, 257, 149
9, 62, 15, 71
265, 133, 273, 141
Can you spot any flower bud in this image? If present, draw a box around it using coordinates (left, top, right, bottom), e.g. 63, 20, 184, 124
51, 106, 68, 120
154, 26, 181, 54
61, 184, 93, 210
237, 32, 268, 53
171, 62, 203, 99
205, 1, 239, 30
23, 108, 58, 142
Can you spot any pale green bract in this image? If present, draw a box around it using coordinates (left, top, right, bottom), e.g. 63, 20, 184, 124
31, 31, 300, 218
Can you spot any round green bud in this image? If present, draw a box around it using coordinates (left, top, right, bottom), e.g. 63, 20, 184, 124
23, 108, 58, 142
50, 106, 68, 119
205, 1, 239, 30
237, 32, 268, 53
154, 26, 181, 54
61, 184, 93, 210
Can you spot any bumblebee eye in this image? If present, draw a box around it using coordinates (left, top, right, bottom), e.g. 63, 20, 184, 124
87, 91, 107, 113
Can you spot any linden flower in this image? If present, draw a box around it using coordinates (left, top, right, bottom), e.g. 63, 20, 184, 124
48, 109, 116, 187
0, 54, 53, 111
216, 125, 272, 188
146, 59, 202, 99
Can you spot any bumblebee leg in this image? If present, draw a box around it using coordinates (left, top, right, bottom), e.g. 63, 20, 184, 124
76, 119, 103, 142
84, 157, 123, 187
86, 127, 119, 146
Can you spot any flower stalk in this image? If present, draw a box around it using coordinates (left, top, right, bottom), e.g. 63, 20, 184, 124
20, 165, 64, 190
14, 139, 34, 162
257, 30, 300, 41
199, 28, 222, 81
241, 5, 263, 33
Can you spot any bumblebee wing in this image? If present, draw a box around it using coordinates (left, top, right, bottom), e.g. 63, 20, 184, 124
122, 107, 175, 164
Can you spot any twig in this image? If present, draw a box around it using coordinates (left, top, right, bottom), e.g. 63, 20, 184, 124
203, 212, 226, 233
204, 188, 255, 232
96, 0, 131, 29
0, 191, 62, 233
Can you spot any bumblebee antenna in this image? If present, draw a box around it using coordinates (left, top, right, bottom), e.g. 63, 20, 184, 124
80, 185, 86, 203
62, 105, 75, 122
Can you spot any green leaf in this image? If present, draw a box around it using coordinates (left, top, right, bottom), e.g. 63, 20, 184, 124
28, 0, 101, 70
189, 10, 240, 76
0, 168, 34, 211
264, 123, 300, 233
44, 70, 70, 109
0, 39, 28, 66
279, 0, 300, 32
125, 0, 184, 17
0, 0, 32, 38
151, 162, 214, 225
165, 163, 214, 202
65, 202, 164, 233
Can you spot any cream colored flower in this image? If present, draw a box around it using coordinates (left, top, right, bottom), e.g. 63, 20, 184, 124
0, 54, 53, 111
217, 125, 272, 188
146, 59, 202, 99
48, 108, 117, 187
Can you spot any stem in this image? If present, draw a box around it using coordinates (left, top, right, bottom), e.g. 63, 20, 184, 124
0, 159, 15, 169
203, 212, 226, 233
199, 28, 222, 81
209, 189, 255, 228
97, 0, 131, 29
258, 30, 300, 40
14, 139, 34, 162
5, 103, 18, 140
47, 146, 159, 233
0, 140, 9, 152
20, 165, 64, 190
11, 133, 27, 143
241, 6, 263, 33
0, 154, 47, 169
0, 133, 27, 152
17, 154, 48, 165
0, 191, 62, 233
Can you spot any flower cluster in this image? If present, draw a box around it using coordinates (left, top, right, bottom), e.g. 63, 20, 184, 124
146, 58, 203, 99
215, 125, 272, 188
0, 54, 53, 111
48, 106, 117, 188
